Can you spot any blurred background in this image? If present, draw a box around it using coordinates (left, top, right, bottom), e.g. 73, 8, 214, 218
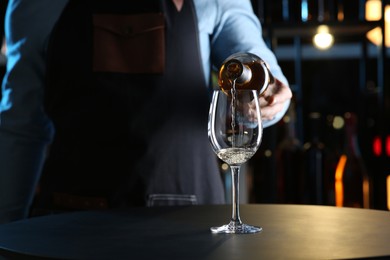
244, 0, 390, 210
0, 0, 389, 210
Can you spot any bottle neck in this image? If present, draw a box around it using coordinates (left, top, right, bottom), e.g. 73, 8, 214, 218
225, 59, 252, 85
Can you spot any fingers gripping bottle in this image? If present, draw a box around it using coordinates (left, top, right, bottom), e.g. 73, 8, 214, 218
218, 52, 274, 95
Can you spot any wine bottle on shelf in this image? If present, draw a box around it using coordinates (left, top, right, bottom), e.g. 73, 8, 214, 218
335, 0, 345, 21
275, 99, 305, 204
318, 0, 333, 22
303, 112, 326, 205
301, 0, 309, 22
284, 0, 303, 22
335, 112, 371, 208
301, 0, 320, 22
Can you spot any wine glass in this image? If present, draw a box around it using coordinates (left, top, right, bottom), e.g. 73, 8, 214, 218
208, 88, 263, 234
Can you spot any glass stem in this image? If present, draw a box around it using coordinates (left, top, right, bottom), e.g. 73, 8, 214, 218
230, 165, 242, 225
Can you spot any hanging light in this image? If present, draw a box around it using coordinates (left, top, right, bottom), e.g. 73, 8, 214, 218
313, 25, 334, 50
366, 0, 382, 21
365, 0, 390, 47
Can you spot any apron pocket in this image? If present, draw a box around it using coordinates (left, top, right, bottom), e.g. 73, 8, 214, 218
93, 13, 165, 74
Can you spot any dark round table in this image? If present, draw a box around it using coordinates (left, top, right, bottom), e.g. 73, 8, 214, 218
0, 204, 389, 259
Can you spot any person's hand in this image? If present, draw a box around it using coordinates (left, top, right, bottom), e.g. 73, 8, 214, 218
259, 78, 292, 121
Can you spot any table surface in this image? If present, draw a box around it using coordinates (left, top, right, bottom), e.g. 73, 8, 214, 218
0, 204, 389, 259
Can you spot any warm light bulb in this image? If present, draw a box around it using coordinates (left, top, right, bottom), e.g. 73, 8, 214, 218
366, 0, 382, 21
367, 27, 383, 46
313, 25, 334, 50
366, 5, 390, 47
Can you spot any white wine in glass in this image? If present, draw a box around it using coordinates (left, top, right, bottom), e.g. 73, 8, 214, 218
208, 88, 263, 234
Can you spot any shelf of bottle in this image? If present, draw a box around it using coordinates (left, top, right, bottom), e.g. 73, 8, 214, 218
263, 20, 383, 38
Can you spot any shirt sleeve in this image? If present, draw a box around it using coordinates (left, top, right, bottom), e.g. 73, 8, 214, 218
209, 0, 290, 127
0, 0, 68, 223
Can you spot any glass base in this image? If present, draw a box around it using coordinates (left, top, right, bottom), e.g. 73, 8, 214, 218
210, 221, 262, 234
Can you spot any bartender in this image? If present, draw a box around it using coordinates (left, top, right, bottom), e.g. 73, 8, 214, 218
0, 0, 292, 223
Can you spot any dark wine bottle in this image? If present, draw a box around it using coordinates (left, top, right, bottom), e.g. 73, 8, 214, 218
303, 112, 326, 205
335, 112, 371, 208
275, 99, 305, 203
